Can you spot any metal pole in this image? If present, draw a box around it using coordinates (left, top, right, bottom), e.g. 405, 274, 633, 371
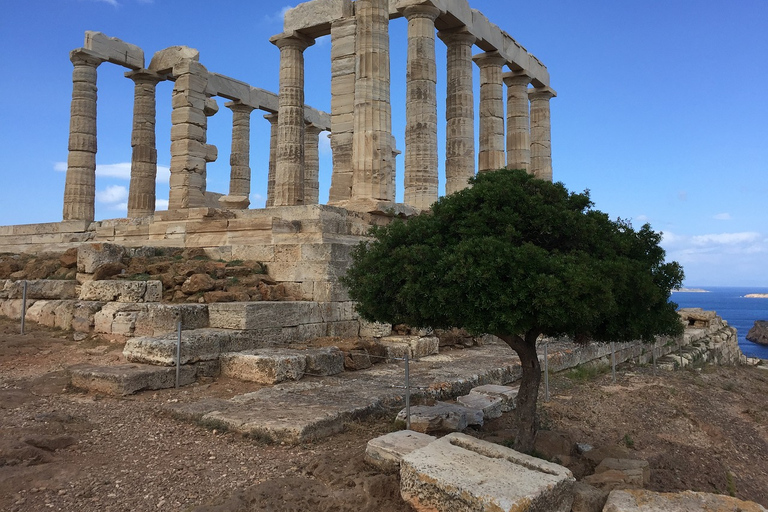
405, 352, 411, 430
543, 343, 549, 402
678, 341, 683, 370
653, 344, 657, 375
175, 320, 182, 389
20, 280, 28, 335
611, 342, 616, 383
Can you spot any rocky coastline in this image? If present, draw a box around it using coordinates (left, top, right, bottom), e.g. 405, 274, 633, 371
746, 320, 768, 346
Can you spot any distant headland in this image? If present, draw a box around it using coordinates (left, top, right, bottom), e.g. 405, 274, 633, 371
673, 288, 710, 293
745, 294, 768, 299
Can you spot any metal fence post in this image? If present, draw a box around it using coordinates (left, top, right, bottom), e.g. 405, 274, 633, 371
611, 342, 616, 383
405, 352, 411, 430
543, 342, 549, 402
175, 320, 182, 389
20, 280, 28, 335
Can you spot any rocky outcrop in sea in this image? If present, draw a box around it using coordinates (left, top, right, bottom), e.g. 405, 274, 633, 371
746, 320, 768, 346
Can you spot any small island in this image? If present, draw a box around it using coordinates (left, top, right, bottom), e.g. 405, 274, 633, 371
745, 294, 768, 299
673, 287, 709, 293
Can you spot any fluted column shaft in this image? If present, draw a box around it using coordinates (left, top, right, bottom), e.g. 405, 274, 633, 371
351, 0, 394, 202
304, 124, 322, 205
473, 52, 506, 172
271, 33, 314, 206
219, 101, 256, 209
503, 72, 532, 173
265, 113, 278, 207
328, 17, 357, 203
126, 70, 162, 218
439, 29, 476, 195
63, 49, 102, 221
529, 88, 555, 181
403, 5, 440, 210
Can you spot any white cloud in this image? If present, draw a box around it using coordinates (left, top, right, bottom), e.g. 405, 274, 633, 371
690, 232, 761, 246
155, 198, 169, 210
713, 212, 731, 220
318, 132, 332, 155
96, 185, 128, 203
111, 202, 128, 211
264, 5, 293, 24
157, 165, 170, 184
634, 214, 650, 224
54, 161, 170, 183
83, 0, 120, 6
54, 161, 67, 172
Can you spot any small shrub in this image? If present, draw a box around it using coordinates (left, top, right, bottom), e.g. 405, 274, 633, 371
563, 363, 610, 383
726, 470, 736, 497
623, 433, 635, 449
225, 259, 244, 267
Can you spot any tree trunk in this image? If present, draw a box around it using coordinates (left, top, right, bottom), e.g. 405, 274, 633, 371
498, 331, 541, 453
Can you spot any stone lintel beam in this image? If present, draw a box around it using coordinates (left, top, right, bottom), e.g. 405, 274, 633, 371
148, 46, 200, 75
84, 31, 144, 70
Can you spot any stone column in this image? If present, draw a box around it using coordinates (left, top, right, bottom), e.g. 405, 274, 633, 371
328, 16, 357, 203
403, 4, 440, 210
529, 88, 556, 181
63, 49, 102, 222
125, 69, 162, 218
351, 0, 394, 203
438, 29, 476, 195
503, 72, 532, 173
473, 52, 506, 172
304, 124, 322, 205
270, 32, 314, 206
264, 113, 278, 207
220, 101, 256, 210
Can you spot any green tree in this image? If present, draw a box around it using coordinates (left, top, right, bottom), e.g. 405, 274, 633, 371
342, 169, 684, 452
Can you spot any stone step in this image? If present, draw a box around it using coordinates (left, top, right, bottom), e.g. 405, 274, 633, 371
468, 383, 519, 412
396, 401, 485, 433
365, 430, 435, 472
456, 392, 503, 419
68, 363, 197, 395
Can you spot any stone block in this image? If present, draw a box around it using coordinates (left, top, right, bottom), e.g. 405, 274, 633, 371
54, 300, 78, 330
469, 384, 519, 412
123, 328, 228, 365
219, 349, 306, 384
534, 430, 575, 462
24, 300, 51, 326
396, 401, 484, 433
79, 280, 162, 303
359, 319, 392, 337
2, 279, 78, 300
456, 393, 503, 419
77, 243, 126, 274
71, 301, 105, 332
94, 303, 143, 334
400, 433, 575, 512
303, 347, 344, 376
208, 301, 323, 330
379, 336, 439, 361
0, 299, 34, 319
595, 458, 650, 486
149, 45, 200, 74
602, 489, 767, 512
69, 363, 196, 395
344, 350, 372, 370
133, 304, 209, 337
365, 430, 435, 473
84, 31, 144, 69
571, 481, 609, 512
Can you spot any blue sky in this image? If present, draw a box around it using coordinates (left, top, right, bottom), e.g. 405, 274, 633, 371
0, 0, 766, 287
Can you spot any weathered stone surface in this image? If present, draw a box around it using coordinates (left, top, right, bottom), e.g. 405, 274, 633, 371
303, 347, 344, 376
94, 303, 146, 334
400, 433, 575, 512
746, 320, 768, 346
208, 301, 323, 330
469, 384, 519, 412
583, 469, 642, 491
534, 430, 575, 462
79, 280, 162, 302
77, 243, 126, 274
358, 319, 392, 337
595, 458, 650, 487
396, 401, 483, 433
219, 349, 306, 384
91, 262, 126, 280
602, 489, 767, 512
84, 31, 143, 69
133, 304, 209, 337
365, 430, 435, 472
181, 273, 216, 294
344, 349, 372, 370
378, 336, 439, 361
677, 307, 717, 328
71, 301, 105, 332
582, 445, 636, 467
59, 248, 78, 268
571, 481, 609, 512
3, 279, 78, 300
124, 328, 228, 365
456, 392, 503, 419
69, 363, 195, 395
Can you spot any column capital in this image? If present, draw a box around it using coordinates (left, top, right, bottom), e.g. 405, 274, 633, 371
437, 27, 476, 46
264, 112, 278, 123
502, 71, 532, 87
269, 31, 315, 52
69, 48, 103, 67
402, 4, 441, 21
472, 51, 506, 68
304, 122, 323, 135
528, 87, 557, 100
125, 68, 164, 84
225, 100, 256, 114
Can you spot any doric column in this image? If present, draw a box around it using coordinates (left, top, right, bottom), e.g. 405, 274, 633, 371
438, 29, 476, 195
304, 124, 322, 205
473, 51, 506, 172
220, 101, 256, 210
126, 69, 162, 218
403, 4, 441, 210
503, 72, 532, 173
351, 0, 394, 202
270, 32, 314, 206
529, 88, 556, 181
264, 113, 278, 207
328, 16, 357, 203
63, 49, 102, 221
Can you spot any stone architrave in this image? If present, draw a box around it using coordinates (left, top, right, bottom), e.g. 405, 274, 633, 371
220, 101, 256, 210
264, 113, 278, 207
529, 87, 556, 181
473, 51, 507, 173
503, 72, 532, 173
168, 60, 217, 209
438, 29, 476, 195
126, 69, 163, 218
304, 123, 322, 205
63, 49, 103, 222
270, 32, 315, 207
351, 0, 394, 203
328, 16, 357, 203
403, 4, 441, 211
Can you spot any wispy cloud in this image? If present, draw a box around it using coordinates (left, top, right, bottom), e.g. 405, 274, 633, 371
96, 185, 128, 203
263, 5, 293, 25
54, 162, 170, 183
155, 198, 169, 210
713, 212, 732, 221
83, 0, 121, 6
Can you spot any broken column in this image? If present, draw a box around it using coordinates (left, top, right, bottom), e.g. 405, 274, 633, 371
304, 123, 321, 205
529, 87, 555, 181
403, 4, 441, 210
503, 72, 532, 173
126, 69, 163, 218
63, 49, 103, 222
473, 52, 507, 172
439, 28, 476, 195
351, 0, 394, 203
220, 101, 255, 210
265, 113, 278, 207
270, 32, 314, 206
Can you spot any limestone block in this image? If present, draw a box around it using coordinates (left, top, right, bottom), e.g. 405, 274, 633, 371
54, 300, 78, 330
325, 320, 360, 338
24, 300, 51, 326
84, 31, 143, 69
379, 336, 439, 361
303, 347, 344, 376
149, 45, 200, 74
219, 349, 306, 384
595, 458, 650, 486
571, 481, 609, 512
400, 433, 575, 512
71, 301, 105, 332
2, 279, 78, 300
359, 319, 392, 337
365, 430, 435, 473
602, 489, 767, 512
133, 304, 209, 337
77, 243, 126, 274
123, 328, 228, 365
69, 363, 196, 396
206, 73, 251, 103
344, 350, 372, 370
284, 0, 349, 33
1, 299, 34, 319
396, 401, 484, 433
94, 303, 147, 334
79, 280, 162, 303
208, 302, 323, 330
470, 384, 519, 412
456, 393, 503, 419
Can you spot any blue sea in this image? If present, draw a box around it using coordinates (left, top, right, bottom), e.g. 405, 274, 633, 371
672, 287, 768, 359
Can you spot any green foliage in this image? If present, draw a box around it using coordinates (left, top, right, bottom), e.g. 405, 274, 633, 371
342, 169, 684, 343
226, 259, 244, 267
623, 433, 635, 449
564, 363, 610, 383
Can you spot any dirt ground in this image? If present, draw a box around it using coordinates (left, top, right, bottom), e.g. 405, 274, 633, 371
1, 317, 767, 511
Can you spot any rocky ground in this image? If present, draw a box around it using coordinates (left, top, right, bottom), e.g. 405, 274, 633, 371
1, 317, 767, 511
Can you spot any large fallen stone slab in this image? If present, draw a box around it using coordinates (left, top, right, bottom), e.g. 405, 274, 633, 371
469, 383, 519, 411
124, 328, 230, 365
400, 433, 575, 512
68, 363, 196, 395
602, 489, 767, 512
219, 349, 307, 384
457, 392, 503, 419
396, 401, 484, 433
303, 347, 345, 376
365, 430, 435, 473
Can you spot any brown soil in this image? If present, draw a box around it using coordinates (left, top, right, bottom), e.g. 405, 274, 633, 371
2, 318, 767, 511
